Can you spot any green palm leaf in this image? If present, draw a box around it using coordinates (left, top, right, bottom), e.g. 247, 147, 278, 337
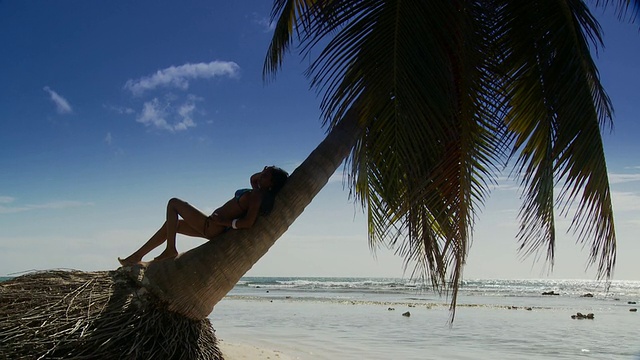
497, 0, 616, 276
264, 0, 639, 316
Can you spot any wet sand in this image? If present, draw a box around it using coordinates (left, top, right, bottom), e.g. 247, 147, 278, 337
219, 341, 295, 360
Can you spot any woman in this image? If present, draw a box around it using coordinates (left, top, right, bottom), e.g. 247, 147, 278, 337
118, 166, 289, 266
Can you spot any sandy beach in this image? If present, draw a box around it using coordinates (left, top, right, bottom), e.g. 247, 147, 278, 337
219, 341, 295, 360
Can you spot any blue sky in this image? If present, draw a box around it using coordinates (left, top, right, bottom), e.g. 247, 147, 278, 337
1, 1, 639, 281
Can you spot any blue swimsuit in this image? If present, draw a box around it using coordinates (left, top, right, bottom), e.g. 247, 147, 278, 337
204, 188, 252, 237
234, 188, 252, 202
234, 188, 252, 211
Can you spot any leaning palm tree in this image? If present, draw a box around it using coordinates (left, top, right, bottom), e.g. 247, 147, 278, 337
1, 0, 638, 358
0, 109, 362, 358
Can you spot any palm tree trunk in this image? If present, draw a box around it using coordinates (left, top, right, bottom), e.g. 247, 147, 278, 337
141, 108, 363, 319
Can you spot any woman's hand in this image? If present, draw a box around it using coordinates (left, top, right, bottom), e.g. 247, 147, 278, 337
209, 213, 227, 227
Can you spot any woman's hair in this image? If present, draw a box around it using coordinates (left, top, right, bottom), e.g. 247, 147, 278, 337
260, 166, 289, 215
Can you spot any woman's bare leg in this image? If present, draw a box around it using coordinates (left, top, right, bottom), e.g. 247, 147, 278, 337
119, 198, 208, 265
118, 223, 168, 265
118, 220, 203, 265
154, 198, 209, 261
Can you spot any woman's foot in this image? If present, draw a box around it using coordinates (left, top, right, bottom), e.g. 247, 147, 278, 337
117, 256, 141, 267
153, 249, 178, 262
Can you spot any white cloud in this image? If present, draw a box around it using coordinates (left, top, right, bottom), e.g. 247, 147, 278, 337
0, 196, 15, 204
43, 86, 73, 114
611, 191, 640, 212
137, 98, 171, 131
28, 201, 93, 210
178, 102, 195, 119
608, 173, 640, 184
253, 13, 275, 32
136, 98, 197, 132
175, 102, 196, 131
124, 61, 240, 96
0, 199, 93, 214
492, 183, 519, 191
105, 132, 112, 145
623, 218, 640, 228
104, 104, 135, 115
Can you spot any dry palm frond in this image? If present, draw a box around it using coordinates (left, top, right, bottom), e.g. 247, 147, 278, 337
0, 269, 223, 360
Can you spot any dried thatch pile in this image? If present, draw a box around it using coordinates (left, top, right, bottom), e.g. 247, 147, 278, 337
0, 269, 223, 359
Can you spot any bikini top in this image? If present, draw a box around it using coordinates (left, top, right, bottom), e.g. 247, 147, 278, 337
234, 188, 252, 202
236, 188, 272, 215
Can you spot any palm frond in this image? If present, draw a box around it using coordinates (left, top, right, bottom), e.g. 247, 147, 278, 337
298, 1, 506, 318
592, 0, 640, 23
497, 0, 616, 277
265, 0, 623, 317
264, 0, 320, 80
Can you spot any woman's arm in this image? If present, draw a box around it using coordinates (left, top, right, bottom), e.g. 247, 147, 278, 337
211, 191, 263, 229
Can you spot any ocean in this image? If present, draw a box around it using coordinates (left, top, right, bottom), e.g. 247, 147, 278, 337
211, 277, 640, 359
2, 276, 638, 359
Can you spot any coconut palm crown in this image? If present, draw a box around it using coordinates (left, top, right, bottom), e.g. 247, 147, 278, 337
264, 0, 640, 312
